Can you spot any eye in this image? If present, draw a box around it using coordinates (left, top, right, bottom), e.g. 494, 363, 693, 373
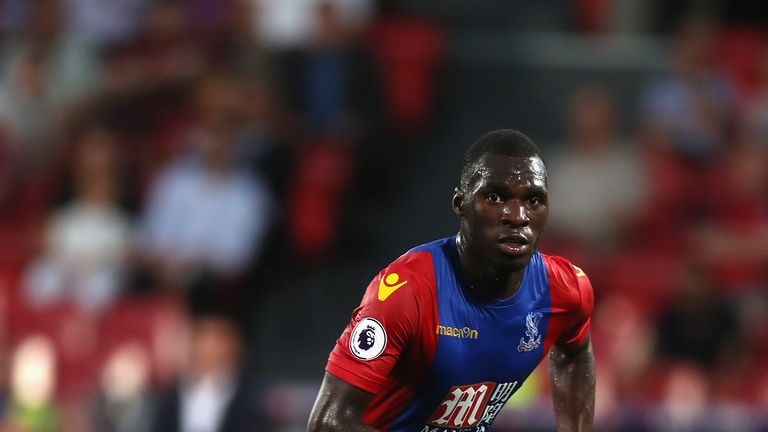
527, 196, 543, 207
487, 193, 503, 203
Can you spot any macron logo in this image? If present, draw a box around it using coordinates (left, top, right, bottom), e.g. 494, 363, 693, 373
436, 324, 479, 340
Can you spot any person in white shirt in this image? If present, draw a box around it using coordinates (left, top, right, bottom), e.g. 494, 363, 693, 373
139, 74, 272, 289
24, 126, 133, 313
547, 86, 647, 252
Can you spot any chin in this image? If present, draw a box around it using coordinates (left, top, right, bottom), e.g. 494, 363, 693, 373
491, 251, 533, 273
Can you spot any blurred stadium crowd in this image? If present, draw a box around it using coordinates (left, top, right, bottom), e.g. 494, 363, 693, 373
0, 0, 766, 431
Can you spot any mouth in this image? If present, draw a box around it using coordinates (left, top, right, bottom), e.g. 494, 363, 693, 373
497, 233, 530, 256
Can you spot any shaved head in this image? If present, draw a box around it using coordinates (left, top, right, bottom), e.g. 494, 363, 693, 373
459, 129, 545, 192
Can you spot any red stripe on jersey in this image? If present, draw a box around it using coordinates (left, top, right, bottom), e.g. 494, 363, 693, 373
326, 251, 439, 430
540, 254, 594, 356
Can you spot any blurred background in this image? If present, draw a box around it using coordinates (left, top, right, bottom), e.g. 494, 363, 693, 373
0, 0, 767, 431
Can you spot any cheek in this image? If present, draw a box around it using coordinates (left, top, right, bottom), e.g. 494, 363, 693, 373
471, 204, 500, 224
530, 208, 548, 229
470, 199, 493, 214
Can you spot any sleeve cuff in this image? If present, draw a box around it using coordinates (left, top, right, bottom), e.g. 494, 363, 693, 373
558, 319, 591, 352
326, 358, 384, 394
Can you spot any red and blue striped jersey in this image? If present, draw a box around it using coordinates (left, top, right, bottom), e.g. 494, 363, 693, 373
326, 235, 593, 431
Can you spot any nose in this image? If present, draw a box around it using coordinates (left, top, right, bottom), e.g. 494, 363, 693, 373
501, 200, 529, 227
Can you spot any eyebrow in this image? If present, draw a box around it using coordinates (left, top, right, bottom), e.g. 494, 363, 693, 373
478, 182, 511, 191
476, 185, 547, 201
479, 180, 547, 192
527, 184, 548, 195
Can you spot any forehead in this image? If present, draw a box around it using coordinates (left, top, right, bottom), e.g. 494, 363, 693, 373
468, 154, 547, 188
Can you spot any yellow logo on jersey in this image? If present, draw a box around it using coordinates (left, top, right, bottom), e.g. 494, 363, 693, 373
436, 324, 479, 339
573, 265, 586, 277
378, 273, 408, 301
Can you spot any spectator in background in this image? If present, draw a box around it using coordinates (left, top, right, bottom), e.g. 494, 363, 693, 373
93, 343, 154, 432
652, 364, 709, 432
152, 310, 260, 432
254, 0, 373, 49
640, 20, 736, 162
60, 0, 150, 47
22, 126, 133, 314
139, 73, 272, 290
0, 0, 100, 181
133, 0, 203, 84
304, 1, 354, 134
201, 0, 274, 79
692, 134, 768, 382
87, 0, 206, 194
695, 135, 768, 295
655, 265, 738, 368
3, 337, 58, 432
547, 86, 646, 252
233, 77, 291, 234
273, 0, 364, 137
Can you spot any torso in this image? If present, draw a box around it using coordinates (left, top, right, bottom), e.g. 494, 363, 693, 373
326, 236, 593, 432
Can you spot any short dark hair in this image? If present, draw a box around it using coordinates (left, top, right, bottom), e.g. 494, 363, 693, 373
459, 129, 544, 191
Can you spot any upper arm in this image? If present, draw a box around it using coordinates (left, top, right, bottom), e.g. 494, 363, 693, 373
307, 372, 376, 432
316, 252, 433, 430
326, 262, 426, 394
551, 332, 592, 360
543, 256, 595, 353
557, 265, 594, 353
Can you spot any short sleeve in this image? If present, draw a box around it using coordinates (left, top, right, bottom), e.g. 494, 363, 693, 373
543, 255, 595, 352
557, 265, 594, 351
326, 265, 423, 394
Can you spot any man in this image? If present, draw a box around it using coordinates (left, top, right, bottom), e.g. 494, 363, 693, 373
153, 309, 262, 432
308, 129, 595, 431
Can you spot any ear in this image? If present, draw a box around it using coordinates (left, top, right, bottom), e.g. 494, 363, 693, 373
452, 188, 464, 216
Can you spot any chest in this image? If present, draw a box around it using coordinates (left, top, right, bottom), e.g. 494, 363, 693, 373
409, 280, 553, 432
430, 290, 551, 386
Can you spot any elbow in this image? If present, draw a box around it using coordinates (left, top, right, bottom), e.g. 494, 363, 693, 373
307, 411, 358, 432
307, 411, 335, 432
307, 410, 324, 432
306, 419, 322, 432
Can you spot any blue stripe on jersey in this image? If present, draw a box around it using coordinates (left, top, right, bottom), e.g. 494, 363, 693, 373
388, 236, 552, 431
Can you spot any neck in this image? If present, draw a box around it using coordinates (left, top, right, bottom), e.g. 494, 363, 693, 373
456, 233, 526, 300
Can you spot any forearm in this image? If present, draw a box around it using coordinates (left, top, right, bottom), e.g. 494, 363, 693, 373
307, 373, 379, 432
548, 339, 595, 432
307, 403, 379, 432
